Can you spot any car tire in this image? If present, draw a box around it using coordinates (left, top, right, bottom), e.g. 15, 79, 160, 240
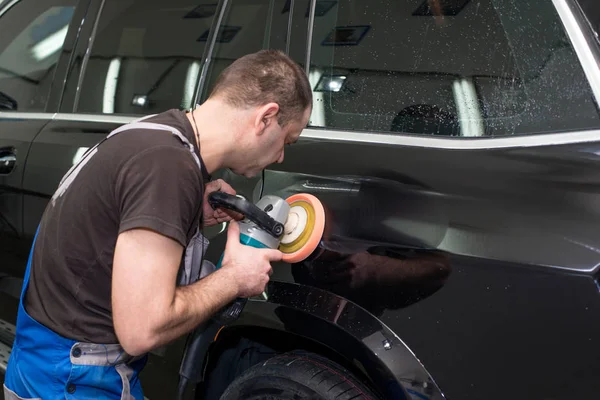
219, 350, 379, 400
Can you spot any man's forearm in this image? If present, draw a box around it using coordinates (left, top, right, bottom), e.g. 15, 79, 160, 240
113, 224, 276, 356
144, 268, 239, 353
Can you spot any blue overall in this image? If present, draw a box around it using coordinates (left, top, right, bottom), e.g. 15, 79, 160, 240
3, 227, 147, 400
3, 117, 211, 399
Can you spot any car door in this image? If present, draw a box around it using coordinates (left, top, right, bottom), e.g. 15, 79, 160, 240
257, 1, 600, 400
0, 0, 89, 294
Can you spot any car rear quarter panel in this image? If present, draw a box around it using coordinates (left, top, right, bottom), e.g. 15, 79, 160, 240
234, 133, 600, 400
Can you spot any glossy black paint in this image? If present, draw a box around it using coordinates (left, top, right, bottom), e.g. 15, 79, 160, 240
7, 117, 599, 400
238, 134, 600, 399
1, 0, 600, 399
217, 263, 600, 400
204, 144, 600, 400
262, 139, 600, 273
18, 119, 122, 260
0, 0, 92, 281
226, 281, 446, 400
0, 118, 51, 278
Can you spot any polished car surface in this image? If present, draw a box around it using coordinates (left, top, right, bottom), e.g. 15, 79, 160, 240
1, 0, 599, 399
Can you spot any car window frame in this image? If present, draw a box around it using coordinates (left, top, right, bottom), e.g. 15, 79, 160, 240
574, 0, 600, 44
59, 0, 312, 117
0, 0, 92, 114
299, 0, 600, 146
50, 0, 600, 151
556, 0, 600, 112
58, 0, 225, 115
195, 0, 310, 105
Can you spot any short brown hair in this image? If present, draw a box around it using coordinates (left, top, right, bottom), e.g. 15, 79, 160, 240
208, 50, 313, 126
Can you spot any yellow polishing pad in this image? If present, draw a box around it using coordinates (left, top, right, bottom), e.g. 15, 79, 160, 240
279, 193, 325, 263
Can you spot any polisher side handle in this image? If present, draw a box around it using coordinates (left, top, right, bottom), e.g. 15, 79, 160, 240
207, 191, 284, 238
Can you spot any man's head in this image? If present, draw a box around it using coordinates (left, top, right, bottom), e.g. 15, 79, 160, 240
206, 50, 313, 177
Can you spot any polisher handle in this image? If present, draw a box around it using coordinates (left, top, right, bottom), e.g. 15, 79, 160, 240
208, 191, 284, 238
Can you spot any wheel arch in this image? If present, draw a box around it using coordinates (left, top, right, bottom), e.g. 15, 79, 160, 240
203, 281, 446, 400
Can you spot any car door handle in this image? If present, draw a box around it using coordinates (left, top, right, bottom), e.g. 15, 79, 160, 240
0, 149, 16, 175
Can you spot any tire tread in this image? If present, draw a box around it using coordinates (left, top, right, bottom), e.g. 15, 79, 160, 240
220, 350, 379, 400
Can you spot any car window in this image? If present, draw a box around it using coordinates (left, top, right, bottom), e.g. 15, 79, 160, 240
308, 0, 600, 137
75, 0, 219, 115
199, 0, 308, 102
0, 0, 78, 112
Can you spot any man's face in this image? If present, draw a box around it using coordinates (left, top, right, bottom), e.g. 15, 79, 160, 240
237, 106, 311, 178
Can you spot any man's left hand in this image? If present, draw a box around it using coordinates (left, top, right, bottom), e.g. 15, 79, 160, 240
203, 179, 244, 227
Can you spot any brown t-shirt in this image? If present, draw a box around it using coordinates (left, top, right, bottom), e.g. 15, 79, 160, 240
24, 109, 210, 344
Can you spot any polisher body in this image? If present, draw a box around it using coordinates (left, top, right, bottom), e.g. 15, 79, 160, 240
214, 192, 326, 268
214, 194, 291, 270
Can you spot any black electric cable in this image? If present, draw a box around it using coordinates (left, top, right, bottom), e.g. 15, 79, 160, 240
176, 108, 208, 400
259, 168, 265, 199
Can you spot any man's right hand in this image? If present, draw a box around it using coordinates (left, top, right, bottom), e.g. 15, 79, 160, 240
112, 220, 281, 356
220, 220, 282, 298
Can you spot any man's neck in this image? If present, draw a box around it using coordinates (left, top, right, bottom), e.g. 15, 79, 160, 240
186, 101, 234, 175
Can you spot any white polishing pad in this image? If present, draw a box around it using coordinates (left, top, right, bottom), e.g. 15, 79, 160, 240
281, 205, 308, 244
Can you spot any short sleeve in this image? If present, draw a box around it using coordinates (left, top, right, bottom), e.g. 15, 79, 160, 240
115, 145, 203, 247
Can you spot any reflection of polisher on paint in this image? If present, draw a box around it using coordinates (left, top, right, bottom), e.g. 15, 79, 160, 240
269, 174, 450, 256
293, 248, 452, 316
176, 191, 327, 399
270, 174, 452, 315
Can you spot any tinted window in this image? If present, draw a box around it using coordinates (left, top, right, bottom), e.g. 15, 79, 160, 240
308, 0, 600, 137
199, 0, 308, 102
75, 0, 218, 115
0, 0, 77, 112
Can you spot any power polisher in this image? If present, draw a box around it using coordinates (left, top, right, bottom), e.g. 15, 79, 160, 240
176, 191, 325, 399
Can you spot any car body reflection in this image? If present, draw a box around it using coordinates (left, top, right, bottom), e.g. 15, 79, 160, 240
292, 248, 452, 315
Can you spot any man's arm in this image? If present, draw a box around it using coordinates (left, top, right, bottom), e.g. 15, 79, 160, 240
112, 220, 281, 356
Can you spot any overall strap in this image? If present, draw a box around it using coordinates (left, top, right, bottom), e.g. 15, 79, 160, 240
51, 117, 202, 206
108, 121, 201, 170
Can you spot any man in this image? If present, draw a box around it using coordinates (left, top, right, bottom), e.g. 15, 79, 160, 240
3, 49, 312, 399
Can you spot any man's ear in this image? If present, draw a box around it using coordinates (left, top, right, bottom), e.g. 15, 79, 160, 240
254, 103, 280, 135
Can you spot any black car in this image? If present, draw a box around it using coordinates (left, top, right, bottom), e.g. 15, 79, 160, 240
1, 0, 599, 399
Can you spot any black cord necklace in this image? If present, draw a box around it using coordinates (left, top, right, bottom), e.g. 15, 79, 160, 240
190, 108, 201, 150
189, 108, 207, 259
